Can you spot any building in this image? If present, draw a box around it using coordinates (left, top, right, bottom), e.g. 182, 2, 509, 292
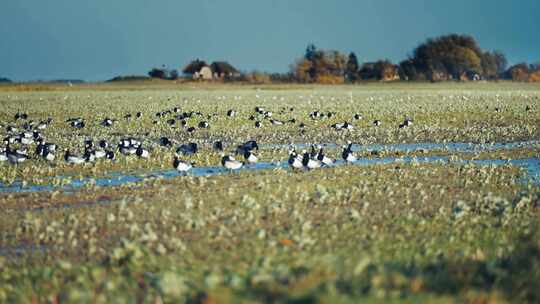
182, 59, 240, 80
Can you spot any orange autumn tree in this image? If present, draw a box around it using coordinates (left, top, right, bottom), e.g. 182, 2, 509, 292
291, 44, 346, 84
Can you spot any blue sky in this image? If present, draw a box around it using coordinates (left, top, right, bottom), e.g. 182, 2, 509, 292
1, 0, 539, 81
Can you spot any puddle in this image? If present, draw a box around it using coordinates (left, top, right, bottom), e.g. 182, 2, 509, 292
1, 140, 539, 194
267, 140, 540, 153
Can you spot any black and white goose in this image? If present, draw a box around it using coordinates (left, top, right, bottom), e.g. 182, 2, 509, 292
106, 150, 115, 160
0, 147, 7, 162
302, 149, 321, 170
6, 146, 28, 164
19, 132, 34, 145
101, 118, 115, 127
173, 157, 192, 174
399, 118, 413, 129
159, 137, 172, 147
227, 109, 237, 117
99, 140, 109, 149
316, 146, 334, 166
198, 121, 210, 129
42, 146, 55, 161
255, 121, 262, 128
288, 149, 304, 170
64, 150, 86, 164
342, 141, 357, 163
177, 143, 198, 155
136, 146, 150, 158
221, 154, 243, 171
373, 120, 381, 127
67, 118, 85, 129
243, 149, 258, 164
353, 113, 363, 120
270, 119, 284, 126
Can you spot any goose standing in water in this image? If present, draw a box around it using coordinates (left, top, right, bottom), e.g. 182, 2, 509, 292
288, 149, 303, 170
302, 149, 321, 170
173, 157, 192, 174
221, 154, 243, 171
316, 146, 334, 166
342, 141, 357, 163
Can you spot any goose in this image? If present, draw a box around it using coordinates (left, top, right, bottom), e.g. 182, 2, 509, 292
288, 149, 304, 170
242, 140, 259, 151
255, 121, 262, 128
342, 142, 357, 163
106, 150, 115, 160
316, 146, 334, 166
67, 118, 85, 129
227, 109, 237, 117
6, 146, 28, 164
43, 148, 55, 161
36, 120, 50, 130
101, 118, 114, 127
84, 150, 96, 162
243, 149, 258, 164
64, 150, 86, 164
198, 121, 210, 129
6, 125, 19, 134
213, 141, 224, 151
270, 119, 284, 125
0, 148, 7, 162
177, 143, 198, 155
159, 137, 172, 147
99, 140, 109, 149
173, 157, 192, 174
255, 107, 265, 114
373, 120, 381, 127
14, 112, 28, 120
186, 127, 196, 133
136, 146, 149, 158
302, 150, 321, 170
19, 135, 34, 145
221, 154, 243, 171
119, 145, 137, 155
136, 112, 143, 118
92, 149, 107, 159
399, 118, 413, 129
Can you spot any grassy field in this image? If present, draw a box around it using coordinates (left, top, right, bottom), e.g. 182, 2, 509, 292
0, 82, 539, 303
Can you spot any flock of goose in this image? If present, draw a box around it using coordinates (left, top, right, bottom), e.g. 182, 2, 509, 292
0, 106, 414, 174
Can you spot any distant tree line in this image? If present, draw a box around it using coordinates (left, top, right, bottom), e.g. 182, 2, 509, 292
0, 77, 12, 83
142, 33, 539, 84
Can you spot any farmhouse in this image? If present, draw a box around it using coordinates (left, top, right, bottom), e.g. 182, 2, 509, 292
182, 59, 240, 80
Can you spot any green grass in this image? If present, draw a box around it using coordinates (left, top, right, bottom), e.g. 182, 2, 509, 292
0, 83, 539, 303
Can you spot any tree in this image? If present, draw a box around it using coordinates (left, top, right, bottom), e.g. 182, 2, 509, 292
407, 33, 505, 80
373, 60, 399, 81
292, 44, 347, 83
148, 68, 167, 79
505, 63, 529, 81
345, 52, 359, 82
493, 51, 508, 75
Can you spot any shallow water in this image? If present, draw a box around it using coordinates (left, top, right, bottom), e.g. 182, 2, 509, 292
1, 140, 538, 193
1, 155, 539, 194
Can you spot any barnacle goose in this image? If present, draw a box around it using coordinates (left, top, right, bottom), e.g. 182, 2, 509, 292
221, 154, 243, 170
